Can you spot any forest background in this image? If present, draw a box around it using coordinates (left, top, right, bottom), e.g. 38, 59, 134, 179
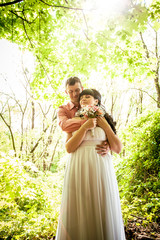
0, 0, 159, 239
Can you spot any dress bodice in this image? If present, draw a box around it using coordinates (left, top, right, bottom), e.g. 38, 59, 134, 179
73, 127, 106, 147
83, 127, 106, 141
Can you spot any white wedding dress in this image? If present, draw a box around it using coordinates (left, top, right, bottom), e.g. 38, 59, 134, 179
56, 127, 126, 240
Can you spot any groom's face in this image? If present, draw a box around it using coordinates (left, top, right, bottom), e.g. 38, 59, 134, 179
65, 82, 83, 104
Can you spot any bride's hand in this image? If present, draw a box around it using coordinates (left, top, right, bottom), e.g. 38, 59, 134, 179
72, 117, 83, 120
82, 118, 97, 131
72, 117, 88, 120
97, 117, 106, 129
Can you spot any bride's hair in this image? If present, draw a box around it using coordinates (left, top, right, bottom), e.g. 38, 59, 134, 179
79, 89, 117, 134
79, 89, 95, 98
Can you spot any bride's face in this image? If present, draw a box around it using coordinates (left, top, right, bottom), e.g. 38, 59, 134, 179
80, 95, 98, 107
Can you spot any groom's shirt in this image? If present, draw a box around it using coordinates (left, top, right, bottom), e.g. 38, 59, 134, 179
57, 101, 86, 133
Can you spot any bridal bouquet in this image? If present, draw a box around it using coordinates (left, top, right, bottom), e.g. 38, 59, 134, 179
75, 105, 105, 136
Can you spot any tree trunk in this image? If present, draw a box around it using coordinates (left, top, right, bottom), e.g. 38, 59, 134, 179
154, 68, 160, 108
154, 31, 160, 108
0, 113, 16, 156
20, 112, 24, 153
31, 99, 35, 162
49, 139, 60, 171
139, 90, 143, 114
140, 31, 160, 108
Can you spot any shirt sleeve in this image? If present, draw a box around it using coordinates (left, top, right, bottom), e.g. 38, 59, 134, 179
57, 106, 86, 133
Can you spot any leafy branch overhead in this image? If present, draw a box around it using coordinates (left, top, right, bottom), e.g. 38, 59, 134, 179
0, 0, 159, 107
0, 0, 23, 7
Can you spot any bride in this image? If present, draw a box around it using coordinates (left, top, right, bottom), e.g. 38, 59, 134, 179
56, 89, 126, 240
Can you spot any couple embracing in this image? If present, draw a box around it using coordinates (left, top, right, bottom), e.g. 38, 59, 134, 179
56, 77, 126, 240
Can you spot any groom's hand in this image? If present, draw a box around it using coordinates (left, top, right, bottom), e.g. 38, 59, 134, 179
96, 140, 110, 156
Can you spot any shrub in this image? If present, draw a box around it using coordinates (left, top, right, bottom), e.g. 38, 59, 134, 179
117, 110, 160, 223
0, 152, 63, 239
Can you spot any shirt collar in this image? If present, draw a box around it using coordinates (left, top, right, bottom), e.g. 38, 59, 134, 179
67, 101, 79, 110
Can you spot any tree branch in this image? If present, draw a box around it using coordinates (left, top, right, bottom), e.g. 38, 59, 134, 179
139, 32, 150, 59
39, 0, 83, 11
22, 18, 58, 95
0, 0, 23, 7
0, 112, 17, 156
38, 103, 52, 117
100, 33, 130, 55
9, 10, 31, 24
0, 91, 24, 113
81, 10, 90, 41
30, 125, 49, 153
129, 87, 157, 103
49, 138, 60, 169
155, 31, 159, 59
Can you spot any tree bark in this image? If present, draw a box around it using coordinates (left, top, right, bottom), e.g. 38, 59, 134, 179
154, 31, 160, 108
31, 99, 35, 161
30, 125, 49, 154
154, 72, 160, 108
139, 31, 160, 108
49, 139, 60, 171
0, 113, 16, 156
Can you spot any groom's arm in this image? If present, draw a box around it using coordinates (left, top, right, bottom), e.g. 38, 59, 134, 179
57, 106, 86, 133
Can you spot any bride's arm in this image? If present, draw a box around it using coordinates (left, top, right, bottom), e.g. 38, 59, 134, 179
65, 118, 97, 153
97, 117, 122, 154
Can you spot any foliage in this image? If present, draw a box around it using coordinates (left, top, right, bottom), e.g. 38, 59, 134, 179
0, 84, 66, 171
0, 152, 64, 239
0, 0, 160, 236
0, 0, 159, 107
117, 110, 160, 223
0, 0, 90, 103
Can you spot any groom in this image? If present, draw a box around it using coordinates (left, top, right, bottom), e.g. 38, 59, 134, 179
57, 76, 109, 155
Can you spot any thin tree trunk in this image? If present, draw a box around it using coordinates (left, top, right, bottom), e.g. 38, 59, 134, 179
139, 90, 143, 114
19, 101, 28, 155
154, 66, 160, 108
30, 125, 49, 153
31, 100, 35, 129
140, 31, 160, 108
49, 139, 60, 171
0, 113, 16, 156
154, 31, 160, 108
31, 99, 35, 161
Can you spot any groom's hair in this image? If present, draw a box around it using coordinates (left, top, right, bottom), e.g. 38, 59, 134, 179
65, 76, 82, 88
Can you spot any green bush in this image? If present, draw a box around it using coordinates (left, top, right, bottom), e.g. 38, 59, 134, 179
117, 110, 160, 223
0, 153, 63, 239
